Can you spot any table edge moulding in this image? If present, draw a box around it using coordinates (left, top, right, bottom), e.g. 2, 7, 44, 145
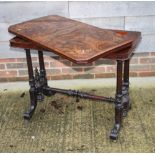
8, 15, 141, 64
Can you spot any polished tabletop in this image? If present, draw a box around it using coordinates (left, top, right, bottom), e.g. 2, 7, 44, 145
8, 15, 141, 64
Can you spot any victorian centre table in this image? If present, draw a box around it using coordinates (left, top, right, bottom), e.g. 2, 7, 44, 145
8, 15, 141, 140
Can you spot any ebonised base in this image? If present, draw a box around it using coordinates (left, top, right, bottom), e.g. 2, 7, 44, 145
24, 49, 131, 140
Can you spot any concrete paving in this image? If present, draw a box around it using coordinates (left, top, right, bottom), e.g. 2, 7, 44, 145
0, 84, 155, 152
0, 77, 154, 91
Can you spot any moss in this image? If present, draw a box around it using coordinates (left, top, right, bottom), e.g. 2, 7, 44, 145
0, 87, 155, 152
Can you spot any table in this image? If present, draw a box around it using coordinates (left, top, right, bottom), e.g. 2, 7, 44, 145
8, 15, 141, 140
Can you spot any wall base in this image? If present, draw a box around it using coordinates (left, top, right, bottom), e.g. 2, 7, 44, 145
0, 52, 155, 82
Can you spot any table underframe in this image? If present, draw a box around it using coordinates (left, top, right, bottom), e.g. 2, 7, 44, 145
24, 49, 131, 140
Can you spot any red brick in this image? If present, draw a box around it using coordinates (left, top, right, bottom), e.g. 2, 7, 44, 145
95, 58, 115, 66
50, 60, 71, 67
140, 57, 155, 64
0, 71, 17, 77
130, 57, 138, 64
16, 57, 38, 62
32, 57, 38, 62
95, 73, 115, 78
133, 52, 150, 57
32, 62, 39, 68
50, 74, 73, 80
2, 52, 155, 82
50, 75, 62, 80
129, 72, 138, 77
151, 52, 155, 56
16, 58, 27, 62
6, 63, 27, 69
46, 69, 61, 75
0, 77, 28, 82
32, 62, 49, 68
62, 68, 83, 74
0, 64, 5, 70
106, 66, 116, 72
84, 66, 105, 73
138, 71, 155, 77
150, 65, 155, 71
0, 58, 17, 63
58, 56, 66, 60
18, 70, 28, 76
44, 56, 60, 61
46, 76, 51, 80
45, 62, 50, 68
72, 62, 93, 67
73, 74, 94, 79
130, 65, 150, 72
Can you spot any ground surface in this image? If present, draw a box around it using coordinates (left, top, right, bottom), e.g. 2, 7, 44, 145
0, 78, 155, 152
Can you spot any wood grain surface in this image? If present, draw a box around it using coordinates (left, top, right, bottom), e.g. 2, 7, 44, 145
8, 15, 141, 63
10, 36, 133, 60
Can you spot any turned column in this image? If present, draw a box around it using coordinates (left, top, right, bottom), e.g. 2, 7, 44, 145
38, 50, 48, 87
110, 60, 123, 140
23, 49, 37, 120
122, 59, 131, 117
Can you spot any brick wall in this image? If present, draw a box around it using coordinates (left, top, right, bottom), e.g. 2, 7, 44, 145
0, 52, 155, 82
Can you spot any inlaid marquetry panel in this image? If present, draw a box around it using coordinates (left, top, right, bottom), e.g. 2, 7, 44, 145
8, 15, 141, 63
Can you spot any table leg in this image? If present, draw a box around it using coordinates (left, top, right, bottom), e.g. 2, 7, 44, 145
110, 60, 123, 140
122, 59, 131, 117
37, 51, 55, 96
23, 49, 37, 120
38, 50, 48, 87
34, 50, 47, 101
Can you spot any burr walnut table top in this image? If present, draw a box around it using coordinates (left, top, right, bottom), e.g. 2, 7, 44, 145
8, 15, 141, 64
10, 36, 133, 60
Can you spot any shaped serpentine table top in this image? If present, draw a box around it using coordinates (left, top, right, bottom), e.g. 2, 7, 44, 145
8, 15, 141, 64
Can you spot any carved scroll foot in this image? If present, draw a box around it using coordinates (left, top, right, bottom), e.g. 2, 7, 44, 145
110, 123, 121, 140
24, 80, 37, 120
23, 104, 37, 120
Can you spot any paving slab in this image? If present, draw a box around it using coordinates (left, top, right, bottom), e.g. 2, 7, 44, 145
0, 77, 155, 91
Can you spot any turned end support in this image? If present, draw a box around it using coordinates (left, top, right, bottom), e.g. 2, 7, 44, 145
23, 104, 36, 120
